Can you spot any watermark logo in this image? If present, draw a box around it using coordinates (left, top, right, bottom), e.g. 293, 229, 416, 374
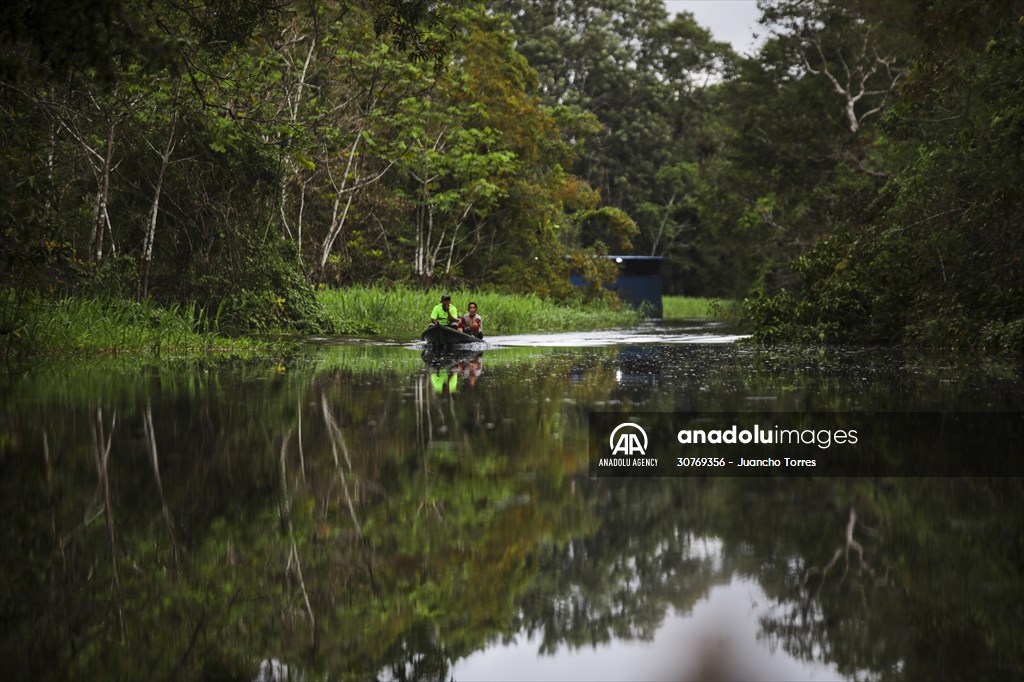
609, 422, 648, 456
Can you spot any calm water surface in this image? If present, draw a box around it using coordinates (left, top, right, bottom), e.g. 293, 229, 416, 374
1, 321, 1022, 681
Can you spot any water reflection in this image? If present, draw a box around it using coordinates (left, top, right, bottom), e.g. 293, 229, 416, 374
421, 349, 484, 394
455, 574, 847, 682
0, 337, 1021, 681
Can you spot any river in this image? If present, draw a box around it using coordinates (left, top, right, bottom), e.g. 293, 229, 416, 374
1, 320, 1021, 681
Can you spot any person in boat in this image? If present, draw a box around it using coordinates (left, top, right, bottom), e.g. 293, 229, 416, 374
430, 294, 459, 328
458, 301, 483, 339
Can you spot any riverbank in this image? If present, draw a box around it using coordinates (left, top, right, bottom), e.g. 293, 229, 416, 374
1, 287, 639, 359
1, 287, 746, 360
0, 294, 277, 360
317, 285, 641, 336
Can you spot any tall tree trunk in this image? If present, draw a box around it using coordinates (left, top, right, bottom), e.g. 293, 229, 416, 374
44, 118, 57, 222
443, 202, 478, 276
89, 122, 116, 265
140, 112, 177, 300
278, 36, 317, 245
317, 128, 363, 277
415, 178, 430, 278
650, 189, 678, 256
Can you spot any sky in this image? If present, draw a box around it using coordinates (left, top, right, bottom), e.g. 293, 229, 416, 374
664, 0, 764, 55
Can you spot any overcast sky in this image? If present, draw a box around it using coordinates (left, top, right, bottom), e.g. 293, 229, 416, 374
664, 0, 764, 56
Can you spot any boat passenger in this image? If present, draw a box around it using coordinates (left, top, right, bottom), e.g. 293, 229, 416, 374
458, 302, 484, 339
430, 294, 459, 327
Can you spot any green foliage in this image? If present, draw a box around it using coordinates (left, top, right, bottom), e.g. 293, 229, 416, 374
562, 248, 621, 303
3, 0, 1019, 353
576, 206, 639, 252
194, 238, 333, 335
495, 0, 736, 273
745, 226, 907, 344
1, 0, 637, 336
745, 0, 1024, 353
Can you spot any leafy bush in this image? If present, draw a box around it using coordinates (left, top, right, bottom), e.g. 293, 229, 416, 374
192, 239, 333, 335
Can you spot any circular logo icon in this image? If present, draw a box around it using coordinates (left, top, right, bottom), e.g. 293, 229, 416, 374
609, 422, 648, 456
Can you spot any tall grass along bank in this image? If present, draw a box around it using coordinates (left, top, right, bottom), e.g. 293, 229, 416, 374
1, 287, 640, 360
317, 286, 639, 336
1, 293, 275, 359
662, 296, 741, 320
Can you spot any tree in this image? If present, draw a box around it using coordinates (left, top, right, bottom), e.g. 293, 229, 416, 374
745, 0, 1024, 352
493, 0, 734, 284
761, 0, 907, 135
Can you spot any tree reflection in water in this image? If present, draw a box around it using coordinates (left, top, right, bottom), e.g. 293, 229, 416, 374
0, 345, 1020, 681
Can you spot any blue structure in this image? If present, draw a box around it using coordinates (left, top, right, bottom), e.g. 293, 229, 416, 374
570, 255, 664, 317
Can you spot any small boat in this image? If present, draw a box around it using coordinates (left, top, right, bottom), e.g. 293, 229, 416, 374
421, 324, 480, 349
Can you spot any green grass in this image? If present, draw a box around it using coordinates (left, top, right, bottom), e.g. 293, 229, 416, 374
1, 285, 643, 359
316, 285, 639, 337
662, 296, 741, 320
1, 291, 278, 358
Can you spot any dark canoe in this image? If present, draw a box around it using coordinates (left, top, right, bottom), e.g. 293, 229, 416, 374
421, 324, 478, 349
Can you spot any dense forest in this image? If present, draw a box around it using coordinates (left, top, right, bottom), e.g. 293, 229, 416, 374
1, 0, 1021, 351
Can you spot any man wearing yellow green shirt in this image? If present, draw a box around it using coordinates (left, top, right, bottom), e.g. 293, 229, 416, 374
430, 294, 459, 328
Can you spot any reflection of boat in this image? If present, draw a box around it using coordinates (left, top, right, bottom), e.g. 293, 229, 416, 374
421, 347, 482, 369
421, 349, 484, 392
421, 324, 480, 349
